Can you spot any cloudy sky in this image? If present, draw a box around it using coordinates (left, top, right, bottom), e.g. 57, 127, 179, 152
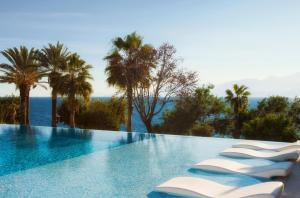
1, 0, 300, 96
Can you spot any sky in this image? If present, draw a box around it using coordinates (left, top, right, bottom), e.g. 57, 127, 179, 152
1, 0, 300, 96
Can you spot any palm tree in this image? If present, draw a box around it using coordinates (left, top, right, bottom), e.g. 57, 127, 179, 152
104, 32, 154, 132
0, 46, 44, 125
225, 84, 250, 138
59, 53, 93, 128
40, 42, 69, 127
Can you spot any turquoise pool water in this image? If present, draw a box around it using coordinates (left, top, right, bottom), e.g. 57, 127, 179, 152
0, 124, 273, 197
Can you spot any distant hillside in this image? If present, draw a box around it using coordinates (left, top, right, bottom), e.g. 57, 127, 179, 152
213, 73, 300, 97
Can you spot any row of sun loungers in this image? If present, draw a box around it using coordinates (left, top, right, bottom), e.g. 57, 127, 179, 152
155, 140, 300, 198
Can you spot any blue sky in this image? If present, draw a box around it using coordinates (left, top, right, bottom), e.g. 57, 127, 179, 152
1, 0, 300, 96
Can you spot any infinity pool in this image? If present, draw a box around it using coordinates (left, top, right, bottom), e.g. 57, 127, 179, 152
0, 124, 274, 197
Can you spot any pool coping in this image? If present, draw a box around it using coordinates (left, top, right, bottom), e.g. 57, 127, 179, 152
282, 159, 300, 198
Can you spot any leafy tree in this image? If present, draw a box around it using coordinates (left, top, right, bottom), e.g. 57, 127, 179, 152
154, 85, 225, 136
242, 113, 298, 142
133, 43, 198, 132
211, 117, 234, 136
104, 32, 155, 132
58, 97, 126, 130
225, 84, 250, 138
0, 96, 19, 124
40, 42, 69, 127
0, 46, 45, 125
289, 97, 300, 128
59, 53, 93, 128
256, 96, 289, 115
189, 123, 214, 137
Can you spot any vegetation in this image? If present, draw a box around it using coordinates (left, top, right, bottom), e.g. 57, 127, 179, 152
0, 96, 19, 124
58, 53, 93, 128
289, 97, 300, 128
155, 85, 299, 142
133, 43, 198, 132
0, 46, 45, 125
241, 96, 299, 142
40, 42, 70, 127
104, 32, 155, 132
154, 85, 226, 136
256, 96, 289, 115
225, 84, 250, 138
0, 34, 299, 142
243, 113, 298, 142
58, 97, 126, 130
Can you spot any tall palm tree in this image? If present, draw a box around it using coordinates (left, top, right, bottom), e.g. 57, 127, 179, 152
104, 32, 154, 132
0, 46, 44, 125
40, 42, 69, 127
225, 84, 250, 138
59, 53, 93, 128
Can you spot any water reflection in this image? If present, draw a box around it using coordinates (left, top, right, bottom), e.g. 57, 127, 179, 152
118, 132, 156, 145
0, 124, 154, 176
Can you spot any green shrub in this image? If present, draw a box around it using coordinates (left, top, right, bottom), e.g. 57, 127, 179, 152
256, 96, 290, 115
58, 97, 126, 130
189, 123, 213, 137
289, 97, 300, 128
154, 85, 226, 135
242, 113, 298, 142
0, 96, 19, 124
211, 117, 234, 136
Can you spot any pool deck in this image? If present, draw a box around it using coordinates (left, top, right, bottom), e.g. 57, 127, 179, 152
282, 159, 300, 198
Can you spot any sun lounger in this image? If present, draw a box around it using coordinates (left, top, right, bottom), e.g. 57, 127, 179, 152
155, 176, 283, 198
192, 158, 293, 178
232, 140, 300, 151
220, 148, 300, 161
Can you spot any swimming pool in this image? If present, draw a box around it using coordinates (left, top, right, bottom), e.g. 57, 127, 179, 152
0, 124, 274, 197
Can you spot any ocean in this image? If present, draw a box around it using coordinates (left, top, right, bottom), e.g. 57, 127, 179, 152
29, 97, 262, 132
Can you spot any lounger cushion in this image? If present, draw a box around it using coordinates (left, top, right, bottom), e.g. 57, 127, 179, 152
155, 177, 284, 198
233, 140, 300, 151
221, 148, 300, 161
193, 159, 293, 178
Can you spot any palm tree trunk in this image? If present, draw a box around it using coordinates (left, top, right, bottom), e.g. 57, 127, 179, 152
51, 90, 58, 127
26, 93, 30, 125
70, 109, 75, 128
69, 98, 76, 128
19, 85, 30, 125
127, 86, 133, 132
233, 114, 241, 139
19, 88, 27, 125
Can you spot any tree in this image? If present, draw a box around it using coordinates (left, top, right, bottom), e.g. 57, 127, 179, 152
59, 53, 93, 128
289, 97, 300, 128
58, 97, 126, 130
104, 32, 155, 132
0, 96, 19, 124
242, 113, 298, 142
257, 96, 289, 115
40, 42, 69, 127
0, 46, 45, 125
225, 84, 250, 138
133, 43, 198, 132
154, 85, 225, 136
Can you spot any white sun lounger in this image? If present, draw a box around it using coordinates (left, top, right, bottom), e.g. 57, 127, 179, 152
233, 140, 300, 151
220, 148, 300, 161
155, 177, 283, 198
192, 159, 293, 178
